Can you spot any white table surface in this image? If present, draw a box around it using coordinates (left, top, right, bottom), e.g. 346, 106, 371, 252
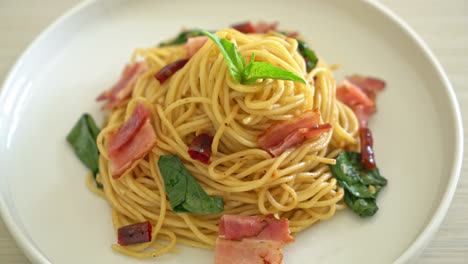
0, 0, 467, 263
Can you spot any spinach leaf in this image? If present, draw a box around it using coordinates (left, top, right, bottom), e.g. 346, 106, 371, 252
158, 155, 224, 214
201, 30, 305, 85
329, 151, 387, 217
297, 39, 318, 72
343, 152, 387, 186
159, 30, 205, 47
67, 114, 102, 188
344, 192, 379, 217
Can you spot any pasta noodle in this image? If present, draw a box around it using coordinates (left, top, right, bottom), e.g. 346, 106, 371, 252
93, 29, 359, 258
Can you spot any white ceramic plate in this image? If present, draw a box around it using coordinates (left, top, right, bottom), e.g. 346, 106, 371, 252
0, 0, 463, 263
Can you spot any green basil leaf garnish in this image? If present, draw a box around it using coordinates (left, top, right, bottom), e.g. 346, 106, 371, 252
201, 30, 245, 83
242, 54, 305, 85
201, 30, 305, 85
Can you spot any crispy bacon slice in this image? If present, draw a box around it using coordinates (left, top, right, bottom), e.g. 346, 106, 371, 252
286, 31, 298, 38
232, 22, 257, 34
258, 109, 331, 157
97, 62, 148, 110
258, 110, 321, 148
336, 79, 374, 109
302, 123, 333, 137
108, 103, 157, 178
232, 21, 278, 34
347, 74, 385, 101
117, 221, 152, 246
336, 76, 385, 128
219, 215, 294, 243
268, 124, 332, 157
154, 59, 189, 84
185, 36, 208, 58
215, 215, 293, 264
188, 133, 213, 164
215, 238, 284, 264
254, 21, 278, 33
107, 103, 150, 156
109, 120, 156, 178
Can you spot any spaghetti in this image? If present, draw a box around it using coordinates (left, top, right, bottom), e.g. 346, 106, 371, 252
91, 28, 360, 258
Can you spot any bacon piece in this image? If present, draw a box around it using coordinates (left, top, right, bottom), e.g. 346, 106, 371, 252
108, 103, 157, 178
219, 215, 294, 243
232, 21, 278, 34
154, 59, 189, 84
215, 238, 284, 264
258, 109, 331, 157
336, 75, 385, 127
188, 133, 213, 164
232, 22, 257, 34
302, 123, 333, 137
360, 128, 376, 169
215, 215, 293, 264
107, 103, 150, 156
286, 31, 299, 38
347, 75, 385, 101
185, 36, 208, 58
268, 124, 332, 157
258, 110, 321, 148
97, 62, 148, 110
117, 221, 152, 246
336, 79, 375, 109
254, 21, 278, 33
109, 120, 157, 178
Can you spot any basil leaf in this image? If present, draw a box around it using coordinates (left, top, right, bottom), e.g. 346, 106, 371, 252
243, 61, 306, 85
158, 155, 224, 214
243, 52, 256, 77
159, 30, 205, 47
297, 39, 318, 72
201, 30, 305, 85
201, 30, 245, 83
67, 114, 102, 188
329, 151, 387, 217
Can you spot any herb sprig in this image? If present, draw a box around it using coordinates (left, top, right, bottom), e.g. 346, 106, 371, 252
201, 30, 305, 85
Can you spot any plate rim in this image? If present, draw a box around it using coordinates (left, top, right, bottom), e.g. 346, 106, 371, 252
0, 0, 463, 263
